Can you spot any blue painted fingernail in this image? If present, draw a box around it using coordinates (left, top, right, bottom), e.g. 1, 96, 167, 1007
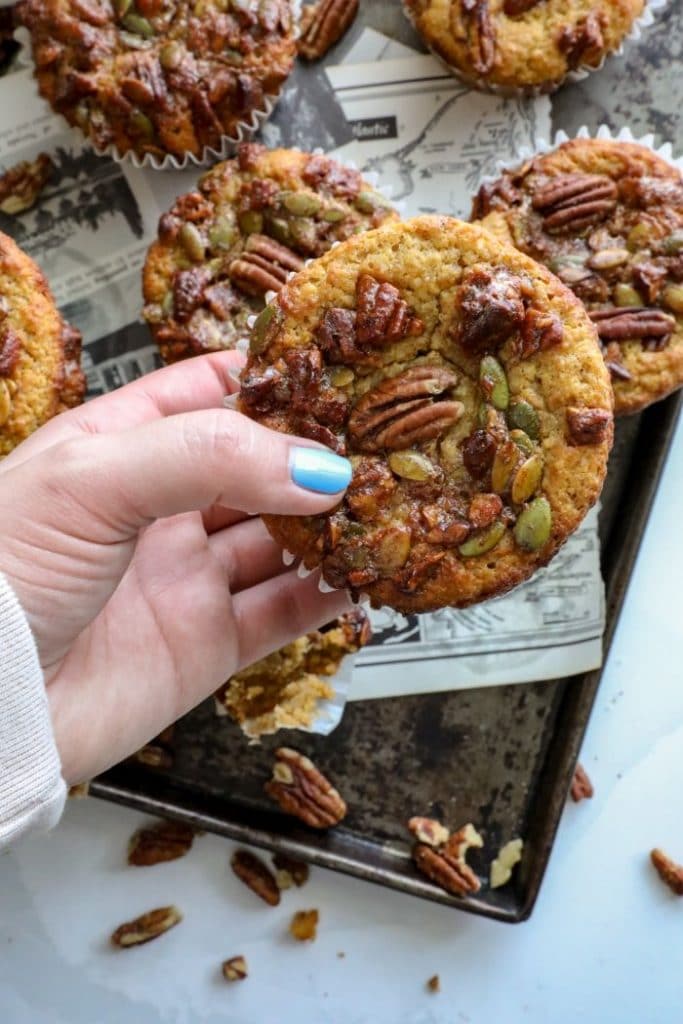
290, 446, 352, 494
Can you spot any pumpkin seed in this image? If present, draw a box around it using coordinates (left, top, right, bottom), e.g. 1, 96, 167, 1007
662, 283, 683, 315
289, 217, 317, 249
161, 290, 174, 316
113, 0, 132, 16
322, 206, 347, 223
250, 303, 283, 354
491, 440, 520, 494
355, 190, 392, 214
223, 48, 243, 64
459, 519, 506, 557
479, 355, 509, 411
613, 282, 642, 307
663, 230, 683, 255
281, 191, 321, 216
159, 41, 183, 70
178, 222, 205, 262
514, 496, 552, 551
507, 400, 539, 440
329, 366, 355, 387
376, 526, 411, 570
388, 450, 437, 482
238, 210, 263, 235
586, 248, 630, 271
264, 216, 290, 244
511, 454, 544, 505
208, 217, 238, 250
509, 428, 534, 456
121, 12, 154, 36
626, 222, 651, 252
0, 379, 12, 427
129, 109, 154, 138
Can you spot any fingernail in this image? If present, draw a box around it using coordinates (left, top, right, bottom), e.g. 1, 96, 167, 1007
290, 446, 352, 494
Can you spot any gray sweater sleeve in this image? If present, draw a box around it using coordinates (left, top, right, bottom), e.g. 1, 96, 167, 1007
0, 573, 66, 848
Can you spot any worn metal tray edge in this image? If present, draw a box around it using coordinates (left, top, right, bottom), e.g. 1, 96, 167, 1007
90, 391, 682, 924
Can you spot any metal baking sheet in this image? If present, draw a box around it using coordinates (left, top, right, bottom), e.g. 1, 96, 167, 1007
90, 2, 683, 922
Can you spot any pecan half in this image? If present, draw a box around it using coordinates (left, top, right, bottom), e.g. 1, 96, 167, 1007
356, 274, 424, 345
298, 0, 359, 60
229, 234, 303, 296
348, 366, 462, 453
127, 820, 195, 866
532, 174, 618, 232
0, 153, 53, 215
589, 307, 675, 346
462, 0, 495, 75
650, 848, 683, 896
412, 823, 483, 897
231, 849, 281, 906
265, 747, 347, 828
557, 11, 605, 70
111, 906, 182, 947
569, 763, 594, 802
566, 407, 612, 446
458, 266, 526, 352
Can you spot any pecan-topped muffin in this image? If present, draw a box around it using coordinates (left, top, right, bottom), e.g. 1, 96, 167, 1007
403, 0, 645, 94
0, 230, 85, 457
215, 609, 370, 739
473, 138, 683, 415
239, 215, 613, 613
16, 0, 296, 162
143, 144, 398, 363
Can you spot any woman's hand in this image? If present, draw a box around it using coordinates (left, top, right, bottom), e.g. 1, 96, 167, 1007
0, 351, 352, 783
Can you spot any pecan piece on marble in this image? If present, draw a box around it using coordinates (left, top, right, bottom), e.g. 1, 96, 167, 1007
557, 11, 605, 70
348, 365, 463, 453
265, 747, 347, 828
127, 819, 195, 867
589, 306, 675, 347
461, 0, 495, 75
111, 906, 182, 948
0, 153, 53, 215
458, 266, 526, 352
298, 0, 359, 60
355, 274, 424, 345
569, 762, 594, 802
229, 234, 304, 296
532, 173, 617, 233
650, 848, 683, 896
566, 406, 612, 446
231, 849, 281, 906
412, 823, 483, 897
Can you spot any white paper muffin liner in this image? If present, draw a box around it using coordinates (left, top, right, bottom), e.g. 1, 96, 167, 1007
402, 0, 669, 97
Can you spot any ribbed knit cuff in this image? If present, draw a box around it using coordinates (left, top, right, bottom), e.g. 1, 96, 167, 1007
0, 573, 66, 847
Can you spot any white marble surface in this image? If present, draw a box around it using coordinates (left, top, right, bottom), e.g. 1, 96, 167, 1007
1, 414, 682, 1024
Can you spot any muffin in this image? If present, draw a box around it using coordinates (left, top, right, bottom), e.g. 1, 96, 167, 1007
238, 215, 613, 614
403, 0, 646, 94
215, 610, 371, 739
0, 229, 85, 456
473, 138, 683, 415
16, 0, 296, 163
143, 144, 398, 363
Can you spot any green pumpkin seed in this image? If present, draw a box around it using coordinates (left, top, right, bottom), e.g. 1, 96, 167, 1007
355, 190, 391, 214
322, 206, 347, 223
586, 248, 630, 271
514, 496, 552, 551
509, 429, 534, 456
0, 379, 13, 427
459, 519, 506, 557
329, 366, 355, 387
507, 400, 540, 440
388, 450, 437, 482
280, 191, 321, 216
663, 230, 683, 255
626, 222, 651, 252
238, 210, 263, 235
223, 48, 244, 64
121, 12, 154, 36
208, 217, 238, 250
129, 109, 154, 138
613, 282, 642, 307
265, 217, 290, 244
662, 283, 683, 314
178, 222, 205, 262
159, 41, 184, 70
479, 355, 509, 411
161, 290, 174, 316
113, 0, 132, 16
491, 440, 520, 494
250, 303, 283, 354
510, 454, 544, 505
289, 217, 317, 249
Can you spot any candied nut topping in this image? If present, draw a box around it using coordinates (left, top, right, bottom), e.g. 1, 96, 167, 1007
222, 955, 248, 981
0, 153, 53, 216
557, 11, 605, 70
231, 849, 281, 906
650, 848, 683, 896
458, 265, 526, 352
566, 407, 612, 446
111, 906, 182, 947
127, 819, 195, 866
265, 748, 347, 828
289, 908, 319, 941
298, 0, 358, 61
569, 762, 594, 802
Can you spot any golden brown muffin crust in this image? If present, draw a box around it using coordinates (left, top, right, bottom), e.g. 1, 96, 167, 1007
239, 215, 613, 614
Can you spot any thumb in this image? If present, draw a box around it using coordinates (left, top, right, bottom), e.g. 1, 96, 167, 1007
38, 408, 352, 537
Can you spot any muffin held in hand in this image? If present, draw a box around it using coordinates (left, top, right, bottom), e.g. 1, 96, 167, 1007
215, 609, 371, 739
473, 137, 683, 415
238, 215, 613, 614
143, 144, 398, 363
0, 229, 85, 457
16, 0, 296, 162
403, 0, 645, 94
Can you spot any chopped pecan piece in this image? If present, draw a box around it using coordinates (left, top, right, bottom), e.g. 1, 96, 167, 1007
427, 974, 441, 993
631, 262, 667, 304
471, 175, 521, 219
398, 550, 446, 594
273, 852, 310, 889
0, 326, 21, 377
230, 234, 304, 296
589, 307, 675, 346
348, 366, 462, 453
0, 153, 53, 215
650, 848, 683, 896
557, 11, 605, 69
172, 266, 211, 322
356, 274, 424, 345
338, 607, 372, 647
532, 173, 617, 232
231, 849, 281, 906
289, 908, 319, 941
566, 407, 611, 446
302, 153, 361, 199
462, 0, 495, 75
569, 762, 594, 801
408, 816, 451, 847
468, 492, 503, 529
127, 820, 195, 867
412, 823, 483, 897
602, 340, 632, 381
265, 747, 347, 828
222, 955, 248, 981
346, 457, 397, 521
518, 307, 563, 358
458, 266, 526, 352
298, 0, 359, 60
503, 0, 540, 13
111, 906, 182, 948
317, 308, 360, 363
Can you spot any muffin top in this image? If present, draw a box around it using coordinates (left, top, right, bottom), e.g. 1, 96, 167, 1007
0, 229, 85, 457
143, 144, 399, 363
16, 0, 296, 161
239, 215, 613, 614
403, 0, 645, 93
474, 138, 683, 415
